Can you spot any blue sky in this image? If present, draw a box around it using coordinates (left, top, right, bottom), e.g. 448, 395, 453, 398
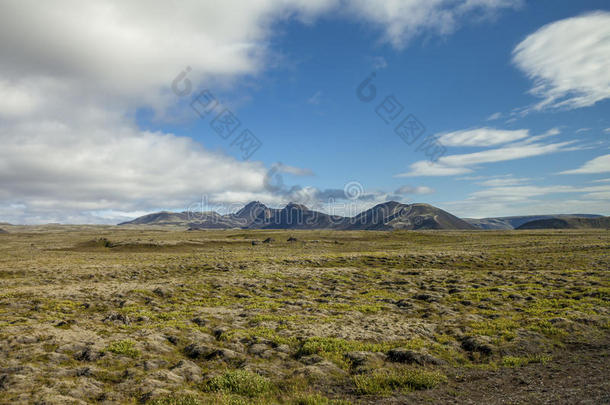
1, 1, 609, 223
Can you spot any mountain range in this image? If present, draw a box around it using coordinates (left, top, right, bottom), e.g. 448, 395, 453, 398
118, 201, 607, 230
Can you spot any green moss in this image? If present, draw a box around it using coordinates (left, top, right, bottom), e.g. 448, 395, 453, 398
147, 394, 202, 405
353, 303, 385, 314
501, 354, 551, 367
528, 320, 567, 337
105, 339, 140, 358
353, 368, 447, 395
226, 326, 296, 346
289, 394, 351, 405
298, 337, 411, 357
468, 317, 519, 340
202, 369, 273, 397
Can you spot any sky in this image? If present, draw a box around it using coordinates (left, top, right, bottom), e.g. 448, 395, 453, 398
0, 0, 609, 224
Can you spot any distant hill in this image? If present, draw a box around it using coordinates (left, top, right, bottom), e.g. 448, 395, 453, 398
119, 211, 191, 226
119, 202, 270, 229
339, 202, 475, 230
517, 216, 610, 230
464, 214, 603, 230
121, 201, 475, 230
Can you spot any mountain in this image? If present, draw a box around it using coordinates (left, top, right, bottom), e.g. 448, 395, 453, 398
118, 211, 191, 226
339, 202, 475, 230
233, 201, 270, 223
188, 201, 272, 229
248, 202, 343, 230
120, 202, 604, 231
517, 216, 610, 230
120, 201, 476, 230
464, 214, 603, 230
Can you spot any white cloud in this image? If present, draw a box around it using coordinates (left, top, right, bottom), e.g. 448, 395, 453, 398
444, 198, 610, 218
437, 127, 529, 147
0, 0, 524, 223
560, 154, 610, 175
0, 80, 42, 118
465, 184, 610, 202
543, 128, 560, 137
477, 176, 530, 187
273, 163, 315, 176
512, 11, 610, 110
396, 161, 473, 177
486, 112, 502, 121
0, 122, 268, 224
443, 183, 610, 217
395, 185, 434, 195
345, 0, 522, 48
398, 138, 576, 177
442, 140, 576, 166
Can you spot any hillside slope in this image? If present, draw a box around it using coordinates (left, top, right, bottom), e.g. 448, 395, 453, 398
464, 214, 603, 230
340, 202, 475, 230
517, 216, 610, 230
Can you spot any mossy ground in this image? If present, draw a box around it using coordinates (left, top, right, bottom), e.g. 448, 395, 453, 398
0, 227, 608, 403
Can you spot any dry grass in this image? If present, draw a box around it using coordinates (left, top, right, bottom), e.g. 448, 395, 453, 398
0, 227, 608, 403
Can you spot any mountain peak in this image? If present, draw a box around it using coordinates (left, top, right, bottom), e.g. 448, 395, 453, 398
235, 201, 268, 218
284, 202, 309, 211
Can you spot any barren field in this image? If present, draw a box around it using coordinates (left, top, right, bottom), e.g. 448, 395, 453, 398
0, 227, 608, 404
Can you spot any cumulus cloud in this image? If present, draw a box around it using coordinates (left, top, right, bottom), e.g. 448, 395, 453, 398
0, 0, 522, 223
512, 11, 610, 110
0, 121, 268, 223
560, 154, 610, 175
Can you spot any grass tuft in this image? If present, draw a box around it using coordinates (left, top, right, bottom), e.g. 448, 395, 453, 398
290, 394, 351, 404
353, 368, 447, 395
105, 339, 140, 358
202, 369, 273, 397
147, 394, 201, 405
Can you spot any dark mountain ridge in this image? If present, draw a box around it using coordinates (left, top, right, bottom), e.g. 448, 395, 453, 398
119, 201, 605, 230
120, 201, 475, 230
463, 214, 603, 230
517, 216, 610, 230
